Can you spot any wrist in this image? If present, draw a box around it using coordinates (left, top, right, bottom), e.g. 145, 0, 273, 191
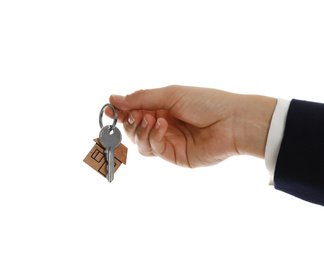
233, 94, 277, 158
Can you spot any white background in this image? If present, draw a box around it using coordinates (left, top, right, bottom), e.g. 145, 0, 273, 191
1, 1, 324, 259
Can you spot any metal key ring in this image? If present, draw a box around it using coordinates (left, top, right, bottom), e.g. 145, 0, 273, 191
99, 103, 117, 130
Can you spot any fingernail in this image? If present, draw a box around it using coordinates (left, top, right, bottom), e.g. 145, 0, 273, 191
141, 116, 148, 128
155, 118, 161, 130
111, 95, 125, 102
128, 112, 135, 125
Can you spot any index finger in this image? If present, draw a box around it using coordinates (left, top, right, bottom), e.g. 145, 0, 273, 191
104, 106, 129, 123
109, 86, 181, 111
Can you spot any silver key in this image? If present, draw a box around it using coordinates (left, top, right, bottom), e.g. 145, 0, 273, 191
99, 125, 122, 182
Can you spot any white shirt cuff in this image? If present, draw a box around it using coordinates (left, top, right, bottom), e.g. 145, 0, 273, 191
265, 98, 291, 185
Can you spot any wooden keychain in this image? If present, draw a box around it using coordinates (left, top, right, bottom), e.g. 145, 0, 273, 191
84, 104, 127, 182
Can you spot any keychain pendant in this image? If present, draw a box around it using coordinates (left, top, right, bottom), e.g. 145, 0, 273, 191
84, 103, 128, 182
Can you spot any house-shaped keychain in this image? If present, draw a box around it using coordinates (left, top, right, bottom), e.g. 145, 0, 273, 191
84, 138, 127, 178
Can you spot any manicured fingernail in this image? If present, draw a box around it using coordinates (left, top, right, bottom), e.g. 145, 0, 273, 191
155, 118, 161, 130
128, 112, 135, 125
141, 117, 148, 128
111, 95, 125, 102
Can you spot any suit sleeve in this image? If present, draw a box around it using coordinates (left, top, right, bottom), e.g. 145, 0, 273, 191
274, 99, 324, 206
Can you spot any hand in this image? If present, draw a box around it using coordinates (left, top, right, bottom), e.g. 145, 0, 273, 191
106, 85, 277, 168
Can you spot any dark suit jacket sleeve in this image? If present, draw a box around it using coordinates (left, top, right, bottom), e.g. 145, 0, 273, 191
274, 99, 324, 206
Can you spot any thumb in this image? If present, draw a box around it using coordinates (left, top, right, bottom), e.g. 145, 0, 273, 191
109, 86, 179, 111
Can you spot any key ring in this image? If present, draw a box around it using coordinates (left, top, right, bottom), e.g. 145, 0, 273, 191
99, 103, 117, 130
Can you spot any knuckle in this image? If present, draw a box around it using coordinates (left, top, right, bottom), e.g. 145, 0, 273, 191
134, 133, 140, 145
137, 144, 153, 157
130, 89, 147, 109
123, 120, 136, 142
166, 84, 182, 91
123, 119, 131, 129
166, 84, 177, 88
137, 147, 144, 156
132, 89, 147, 100
138, 148, 148, 156
135, 129, 147, 144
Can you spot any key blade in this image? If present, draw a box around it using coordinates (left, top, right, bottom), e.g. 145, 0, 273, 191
107, 148, 115, 182
98, 125, 122, 183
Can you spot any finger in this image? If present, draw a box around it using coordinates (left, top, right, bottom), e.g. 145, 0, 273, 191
109, 86, 181, 111
135, 114, 156, 156
123, 110, 142, 143
149, 118, 171, 161
150, 118, 190, 167
104, 106, 128, 123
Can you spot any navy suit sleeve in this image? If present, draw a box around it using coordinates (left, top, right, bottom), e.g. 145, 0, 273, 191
274, 99, 324, 206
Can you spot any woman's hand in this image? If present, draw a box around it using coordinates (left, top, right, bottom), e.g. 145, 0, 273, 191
105, 85, 277, 168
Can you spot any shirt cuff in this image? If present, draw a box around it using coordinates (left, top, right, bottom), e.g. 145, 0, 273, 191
265, 98, 291, 185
